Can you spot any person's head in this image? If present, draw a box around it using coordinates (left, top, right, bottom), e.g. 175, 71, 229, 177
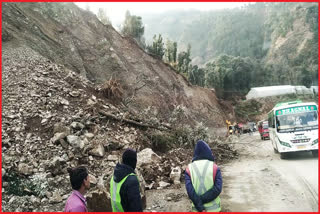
122, 149, 137, 170
192, 140, 214, 162
67, 166, 90, 192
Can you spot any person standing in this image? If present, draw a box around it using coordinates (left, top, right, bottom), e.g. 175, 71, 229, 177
64, 166, 90, 212
110, 149, 143, 212
185, 140, 222, 212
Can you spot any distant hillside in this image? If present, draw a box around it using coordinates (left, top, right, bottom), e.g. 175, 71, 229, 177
142, 3, 318, 86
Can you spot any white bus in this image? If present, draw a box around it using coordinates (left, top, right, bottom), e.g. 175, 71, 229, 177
268, 100, 318, 159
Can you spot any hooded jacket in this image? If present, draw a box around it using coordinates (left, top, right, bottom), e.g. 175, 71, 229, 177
185, 140, 223, 212
112, 163, 142, 212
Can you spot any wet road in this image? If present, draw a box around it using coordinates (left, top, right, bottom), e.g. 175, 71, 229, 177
221, 132, 318, 212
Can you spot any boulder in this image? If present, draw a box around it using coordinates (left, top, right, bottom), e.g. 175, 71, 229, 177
53, 123, 70, 135
89, 143, 105, 157
67, 135, 84, 150
89, 174, 97, 185
137, 148, 161, 167
49, 190, 62, 204
170, 166, 181, 184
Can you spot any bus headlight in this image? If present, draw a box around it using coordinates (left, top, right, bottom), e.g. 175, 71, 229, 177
312, 139, 318, 146
279, 140, 292, 148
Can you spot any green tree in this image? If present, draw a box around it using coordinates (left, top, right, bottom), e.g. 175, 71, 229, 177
165, 39, 178, 64
177, 44, 192, 74
188, 65, 205, 86
97, 8, 111, 25
121, 10, 145, 47
147, 34, 165, 59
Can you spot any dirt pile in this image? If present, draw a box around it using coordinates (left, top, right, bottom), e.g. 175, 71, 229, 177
3, 2, 228, 130
2, 44, 237, 212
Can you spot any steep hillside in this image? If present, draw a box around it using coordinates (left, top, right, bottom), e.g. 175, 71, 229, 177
2, 41, 237, 212
3, 2, 227, 131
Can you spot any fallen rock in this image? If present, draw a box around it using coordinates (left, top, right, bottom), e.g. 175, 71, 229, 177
87, 190, 111, 212
49, 190, 62, 204
51, 132, 67, 145
70, 122, 85, 130
70, 91, 80, 97
107, 155, 118, 161
85, 133, 94, 139
53, 123, 71, 135
137, 148, 161, 167
2, 168, 6, 177
170, 166, 181, 184
60, 98, 69, 106
89, 174, 97, 185
47, 156, 66, 176
18, 163, 32, 175
67, 135, 84, 150
30, 195, 40, 206
89, 144, 105, 157
158, 181, 170, 189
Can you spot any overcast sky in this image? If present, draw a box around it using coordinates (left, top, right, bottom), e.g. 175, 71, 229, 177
75, 2, 249, 25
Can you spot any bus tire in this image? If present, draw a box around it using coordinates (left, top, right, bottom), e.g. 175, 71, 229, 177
280, 153, 287, 159
312, 150, 318, 157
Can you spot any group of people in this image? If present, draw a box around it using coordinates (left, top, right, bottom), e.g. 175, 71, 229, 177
64, 140, 223, 212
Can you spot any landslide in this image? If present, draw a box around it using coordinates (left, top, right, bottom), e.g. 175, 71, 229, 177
3, 2, 227, 130
2, 2, 237, 212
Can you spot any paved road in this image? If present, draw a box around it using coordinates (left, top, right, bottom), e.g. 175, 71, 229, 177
221, 132, 318, 212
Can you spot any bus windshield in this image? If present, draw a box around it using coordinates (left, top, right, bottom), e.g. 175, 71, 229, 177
276, 111, 318, 133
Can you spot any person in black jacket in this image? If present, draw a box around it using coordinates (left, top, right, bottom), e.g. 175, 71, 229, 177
110, 149, 142, 212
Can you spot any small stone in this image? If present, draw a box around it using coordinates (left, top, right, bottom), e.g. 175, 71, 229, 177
70, 91, 80, 97
51, 132, 66, 144
89, 174, 97, 184
46, 191, 52, 198
2, 168, 6, 177
170, 166, 181, 184
124, 127, 130, 132
89, 156, 93, 161
50, 190, 62, 203
41, 118, 48, 124
167, 197, 172, 201
108, 162, 116, 167
18, 163, 32, 175
60, 98, 69, 106
71, 122, 85, 130
107, 155, 118, 161
85, 133, 94, 139
67, 135, 84, 150
159, 181, 170, 188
